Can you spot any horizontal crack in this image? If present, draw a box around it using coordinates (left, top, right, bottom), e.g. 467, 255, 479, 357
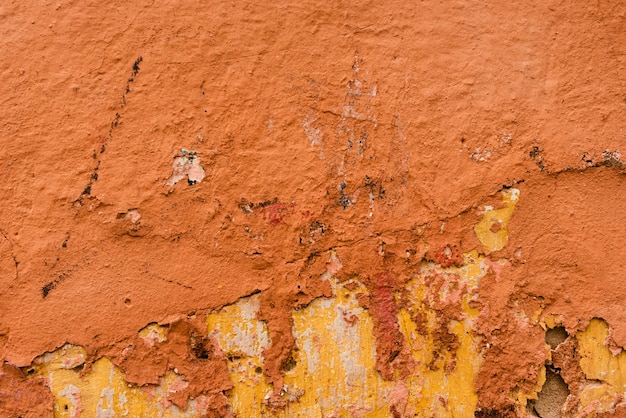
151, 274, 194, 290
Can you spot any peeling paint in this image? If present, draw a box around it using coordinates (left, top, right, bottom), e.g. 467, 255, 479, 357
474, 188, 519, 252
2, 1, 626, 417
166, 149, 206, 186
577, 319, 626, 415
32, 354, 222, 417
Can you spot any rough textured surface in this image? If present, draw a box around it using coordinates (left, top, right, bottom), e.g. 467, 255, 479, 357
1, 0, 625, 416
0, 363, 54, 417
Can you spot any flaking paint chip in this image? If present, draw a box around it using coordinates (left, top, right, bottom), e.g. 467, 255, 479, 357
166, 149, 206, 186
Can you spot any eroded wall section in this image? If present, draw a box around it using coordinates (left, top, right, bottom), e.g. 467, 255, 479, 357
1, 1, 625, 417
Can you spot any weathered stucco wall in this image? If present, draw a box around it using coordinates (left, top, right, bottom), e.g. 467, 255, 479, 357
1, 1, 625, 417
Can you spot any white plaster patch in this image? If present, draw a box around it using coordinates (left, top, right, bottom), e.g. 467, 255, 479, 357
140, 324, 167, 347
232, 296, 270, 357
166, 149, 206, 186
96, 387, 115, 418
126, 209, 141, 223
210, 294, 270, 358
301, 113, 323, 147
58, 384, 82, 418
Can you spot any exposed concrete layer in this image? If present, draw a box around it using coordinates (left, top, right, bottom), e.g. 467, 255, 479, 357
1, 1, 625, 417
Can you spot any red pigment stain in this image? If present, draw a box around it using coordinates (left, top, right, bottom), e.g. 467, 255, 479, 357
433, 244, 463, 268
339, 307, 359, 326
371, 273, 400, 334
262, 202, 292, 226
366, 271, 414, 380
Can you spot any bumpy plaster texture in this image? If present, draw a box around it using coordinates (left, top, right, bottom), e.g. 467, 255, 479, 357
0, 1, 625, 417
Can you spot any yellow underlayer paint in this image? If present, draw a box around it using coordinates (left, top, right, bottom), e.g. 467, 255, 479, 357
516, 318, 626, 417
206, 250, 487, 417
286, 277, 395, 417
474, 188, 520, 251
398, 250, 484, 416
30, 343, 213, 416
30, 186, 626, 416
29, 190, 528, 417
577, 318, 626, 416
206, 293, 274, 417
138, 323, 168, 346
206, 266, 397, 417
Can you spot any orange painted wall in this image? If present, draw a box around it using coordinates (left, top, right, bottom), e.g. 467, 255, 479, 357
1, 1, 625, 416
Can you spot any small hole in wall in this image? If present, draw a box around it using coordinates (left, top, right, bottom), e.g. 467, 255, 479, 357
64, 405, 68, 410
528, 368, 569, 418
281, 355, 297, 371
124, 298, 132, 307
194, 347, 210, 360
545, 326, 568, 350
475, 406, 516, 417
255, 366, 263, 374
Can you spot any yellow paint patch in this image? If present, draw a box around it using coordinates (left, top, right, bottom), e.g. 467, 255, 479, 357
516, 318, 626, 417
577, 318, 626, 415
398, 250, 484, 416
285, 277, 394, 417
206, 250, 486, 417
206, 275, 398, 417
138, 323, 168, 346
28, 193, 525, 416
31, 346, 212, 417
474, 188, 520, 251
206, 293, 273, 417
